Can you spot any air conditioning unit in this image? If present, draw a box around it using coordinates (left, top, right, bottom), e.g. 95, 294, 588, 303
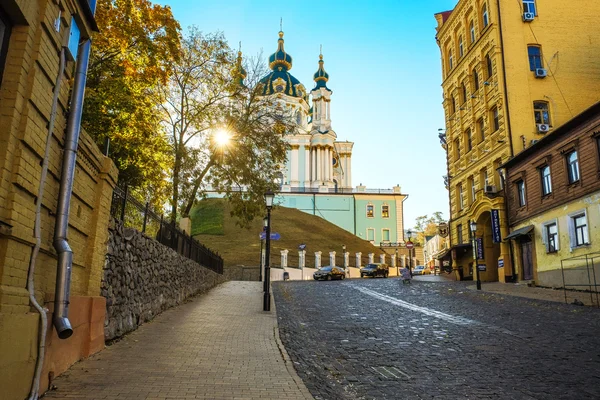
522, 12, 535, 22
537, 123, 550, 133
530, 139, 540, 146
484, 185, 497, 194
535, 68, 547, 78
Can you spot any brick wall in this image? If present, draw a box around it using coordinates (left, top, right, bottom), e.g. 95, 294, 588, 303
0, 1, 117, 399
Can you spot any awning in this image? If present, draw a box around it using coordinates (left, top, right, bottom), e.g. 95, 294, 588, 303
504, 225, 534, 240
435, 243, 472, 260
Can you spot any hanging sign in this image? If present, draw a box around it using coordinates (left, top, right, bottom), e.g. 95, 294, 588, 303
438, 222, 449, 238
491, 209, 502, 243
476, 237, 484, 260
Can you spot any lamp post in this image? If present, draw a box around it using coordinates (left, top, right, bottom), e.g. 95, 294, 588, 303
407, 229, 413, 277
259, 216, 267, 282
263, 190, 275, 311
470, 220, 482, 290
342, 244, 346, 267
395, 248, 399, 277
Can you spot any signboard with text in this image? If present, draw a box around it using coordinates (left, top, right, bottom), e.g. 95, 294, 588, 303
476, 237, 484, 260
491, 209, 502, 243
498, 259, 505, 268
478, 264, 487, 271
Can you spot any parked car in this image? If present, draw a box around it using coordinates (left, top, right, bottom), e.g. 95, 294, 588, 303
412, 265, 426, 275
313, 266, 346, 281
360, 263, 389, 278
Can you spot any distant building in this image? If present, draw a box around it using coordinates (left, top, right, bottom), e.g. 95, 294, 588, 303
434, 0, 600, 282
501, 102, 600, 289
258, 31, 408, 244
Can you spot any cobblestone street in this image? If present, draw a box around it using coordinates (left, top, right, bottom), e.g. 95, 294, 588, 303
273, 277, 600, 400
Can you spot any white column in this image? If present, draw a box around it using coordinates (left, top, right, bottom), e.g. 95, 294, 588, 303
380, 254, 386, 264
324, 147, 330, 183
329, 251, 336, 266
304, 145, 310, 186
347, 154, 352, 187
392, 254, 397, 267
316, 147, 321, 182
356, 252, 362, 268
315, 251, 322, 269
281, 250, 288, 268
299, 250, 305, 269
291, 147, 298, 184
368, 253, 374, 264
343, 252, 349, 268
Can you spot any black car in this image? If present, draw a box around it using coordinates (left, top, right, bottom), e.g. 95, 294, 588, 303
313, 266, 346, 281
360, 263, 389, 278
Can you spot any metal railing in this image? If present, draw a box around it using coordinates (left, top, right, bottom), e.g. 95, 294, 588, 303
560, 251, 600, 307
110, 186, 223, 274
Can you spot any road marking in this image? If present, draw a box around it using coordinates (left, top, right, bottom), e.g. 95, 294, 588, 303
353, 286, 477, 326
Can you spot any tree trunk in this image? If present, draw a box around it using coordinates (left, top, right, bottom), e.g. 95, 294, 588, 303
182, 156, 216, 218
171, 147, 183, 223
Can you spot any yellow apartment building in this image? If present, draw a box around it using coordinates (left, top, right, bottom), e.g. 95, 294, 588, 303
434, 0, 600, 283
0, 1, 117, 399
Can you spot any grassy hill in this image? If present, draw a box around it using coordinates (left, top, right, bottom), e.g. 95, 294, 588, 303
192, 198, 386, 268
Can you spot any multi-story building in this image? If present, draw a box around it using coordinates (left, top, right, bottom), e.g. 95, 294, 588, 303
502, 101, 600, 290
434, 0, 600, 282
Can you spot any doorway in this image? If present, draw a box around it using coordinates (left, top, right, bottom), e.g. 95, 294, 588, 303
520, 238, 534, 281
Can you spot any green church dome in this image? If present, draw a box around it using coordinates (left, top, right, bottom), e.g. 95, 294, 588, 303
260, 31, 305, 98
313, 53, 330, 90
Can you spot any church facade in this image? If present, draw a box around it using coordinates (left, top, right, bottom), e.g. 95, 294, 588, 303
255, 30, 409, 246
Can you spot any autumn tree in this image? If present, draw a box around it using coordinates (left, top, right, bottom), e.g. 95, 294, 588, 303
413, 212, 446, 244
159, 28, 293, 225
83, 0, 181, 205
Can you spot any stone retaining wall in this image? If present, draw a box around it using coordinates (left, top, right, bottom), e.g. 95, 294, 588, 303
103, 220, 226, 340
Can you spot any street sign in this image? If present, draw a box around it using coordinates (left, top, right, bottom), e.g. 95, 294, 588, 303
259, 232, 281, 240
477, 264, 487, 271
437, 222, 449, 238
406, 241, 414, 250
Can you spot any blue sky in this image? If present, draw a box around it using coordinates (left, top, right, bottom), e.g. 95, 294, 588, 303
157, 0, 458, 228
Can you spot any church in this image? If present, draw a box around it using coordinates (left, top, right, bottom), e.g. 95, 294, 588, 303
250, 30, 409, 246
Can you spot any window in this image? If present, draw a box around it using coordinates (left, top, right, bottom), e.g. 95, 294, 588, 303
533, 101, 550, 125
596, 136, 600, 162
459, 36, 464, 57
528, 46, 543, 71
367, 228, 375, 242
570, 212, 589, 247
459, 184, 465, 210
494, 159, 504, 189
473, 69, 480, 91
381, 205, 389, 218
466, 128, 473, 152
382, 229, 390, 242
449, 49, 454, 70
0, 8, 11, 86
457, 224, 464, 244
366, 204, 374, 218
540, 165, 552, 195
486, 54, 493, 78
469, 20, 475, 44
523, 0, 536, 14
517, 180, 526, 207
482, 4, 489, 28
543, 221, 559, 253
480, 169, 489, 188
461, 83, 467, 104
450, 96, 456, 114
454, 138, 461, 160
470, 176, 476, 204
477, 118, 485, 142
566, 151, 580, 184
491, 106, 499, 131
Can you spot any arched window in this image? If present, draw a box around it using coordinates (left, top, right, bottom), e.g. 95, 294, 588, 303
473, 69, 479, 91
482, 4, 489, 28
451, 96, 456, 114
486, 54, 493, 78
296, 110, 302, 125
469, 20, 475, 44
459, 36, 464, 57
448, 49, 454, 70
461, 83, 467, 104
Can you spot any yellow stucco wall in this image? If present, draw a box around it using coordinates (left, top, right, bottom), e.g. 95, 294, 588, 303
435, 0, 600, 282
511, 192, 600, 288
0, 1, 117, 398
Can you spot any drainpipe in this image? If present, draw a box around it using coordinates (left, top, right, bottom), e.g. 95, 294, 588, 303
496, 0, 514, 158
53, 37, 93, 339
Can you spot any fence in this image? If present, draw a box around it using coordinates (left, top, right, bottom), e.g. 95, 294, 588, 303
110, 186, 223, 274
560, 251, 600, 308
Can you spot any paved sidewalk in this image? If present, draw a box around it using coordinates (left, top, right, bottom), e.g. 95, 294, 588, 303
469, 281, 600, 306
44, 281, 313, 400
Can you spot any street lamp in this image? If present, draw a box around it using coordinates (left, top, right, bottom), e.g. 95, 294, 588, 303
259, 216, 267, 282
395, 248, 399, 277
263, 190, 275, 311
470, 220, 482, 290
407, 229, 413, 277
342, 245, 346, 268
